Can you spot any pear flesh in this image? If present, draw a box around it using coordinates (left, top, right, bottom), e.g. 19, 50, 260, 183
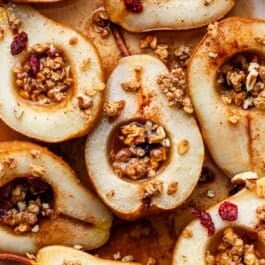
0, 141, 112, 254
103, 0, 236, 32
0, 4, 104, 143
35, 246, 141, 265
188, 17, 265, 177
85, 55, 204, 220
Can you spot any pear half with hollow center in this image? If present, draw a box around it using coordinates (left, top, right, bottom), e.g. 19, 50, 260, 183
0, 141, 112, 254
103, 0, 236, 32
173, 176, 265, 265
0, 4, 104, 142
85, 55, 204, 220
0, 245, 141, 265
188, 17, 265, 177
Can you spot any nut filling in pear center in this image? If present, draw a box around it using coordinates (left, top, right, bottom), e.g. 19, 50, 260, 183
109, 120, 171, 181
0, 177, 55, 233
217, 52, 265, 110
205, 227, 265, 265
13, 44, 73, 105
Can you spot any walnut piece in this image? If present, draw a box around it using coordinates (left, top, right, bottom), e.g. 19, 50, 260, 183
104, 100, 125, 119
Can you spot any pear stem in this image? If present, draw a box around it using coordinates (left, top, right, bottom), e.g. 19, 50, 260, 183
110, 23, 131, 57
0, 253, 33, 264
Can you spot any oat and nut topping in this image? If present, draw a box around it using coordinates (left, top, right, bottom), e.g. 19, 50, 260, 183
110, 120, 170, 181
0, 177, 55, 234
103, 100, 125, 120
157, 45, 194, 114
218, 53, 265, 110
205, 228, 265, 265
13, 44, 73, 104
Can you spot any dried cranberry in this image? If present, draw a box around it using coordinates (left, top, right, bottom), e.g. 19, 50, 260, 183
191, 208, 215, 236
10, 31, 28, 56
28, 53, 40, 75
198, 167, 215, 185
218, 201, 238, 221
124, 0, 143, 13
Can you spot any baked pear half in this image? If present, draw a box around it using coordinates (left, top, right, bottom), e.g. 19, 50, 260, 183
0, 141, 112, 254
0, 4, 104, 142
188, 17, 265, 177
85, 54, 204, 220
103, 0, 236, 32
173, 175, 265, 265
0, 246, 141, 265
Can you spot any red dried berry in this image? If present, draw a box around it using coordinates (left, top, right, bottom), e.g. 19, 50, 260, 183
10, 31, 28, 56
124, 0, 143, 13
28, 53, 40, 75
191, 208, 215, 236
218, 201, 238, 221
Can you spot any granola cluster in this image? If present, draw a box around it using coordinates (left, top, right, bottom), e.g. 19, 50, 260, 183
205, 228, 265, 265
110, 120, 170, 180
218, 53, 265, 110
0, 177, 55, 233
13, 44, 73, 104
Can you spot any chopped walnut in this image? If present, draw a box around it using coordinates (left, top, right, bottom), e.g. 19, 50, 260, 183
30, 164, 45, 177
219, 53, 265, 110
206, 228, 265, 265
154, 44, 169, 62
92, 10, 110, 38
2, 156, 17, 169
146, 257, 157, 265
104, 100, 125, 119
30, 149, 41, 159
77, 94, 93, 110
121, 66, 143, 92
182, 228, 193, 238
174, 45, 192, 66
69, 37, 78, 46
177, 139, 190, 155
143, 181, 163, 199
227, 111, 241, 125
140, 35, 157, 50
14, 44, 73, 105
113, 252, 122, 260
167, 181, 178, 195
207, 22, 219, 40
110, 121, 170, 180
256, 178, 265, 198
